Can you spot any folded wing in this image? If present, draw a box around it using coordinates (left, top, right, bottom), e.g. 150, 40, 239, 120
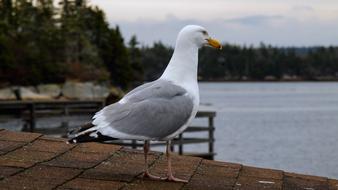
71, 80, 194, 142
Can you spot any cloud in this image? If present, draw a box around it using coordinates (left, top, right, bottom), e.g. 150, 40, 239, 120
291, 5, 314, 12
225, 15, 285, 26
111, 14, 338, 47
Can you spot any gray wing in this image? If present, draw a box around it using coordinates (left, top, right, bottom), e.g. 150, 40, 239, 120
93, 80, 194, 139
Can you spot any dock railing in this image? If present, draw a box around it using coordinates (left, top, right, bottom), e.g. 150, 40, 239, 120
0, 100, 105, 133
0, 100, 216, 159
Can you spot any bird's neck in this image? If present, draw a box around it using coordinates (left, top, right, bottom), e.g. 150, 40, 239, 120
160, 41, 199, 85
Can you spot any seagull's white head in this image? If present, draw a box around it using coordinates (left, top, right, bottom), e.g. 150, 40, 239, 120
161, 25, 221, 84
176, 25, 222, 49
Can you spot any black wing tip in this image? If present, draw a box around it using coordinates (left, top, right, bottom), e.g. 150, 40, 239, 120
67, 131, 118, 144
67, 138, 78, 144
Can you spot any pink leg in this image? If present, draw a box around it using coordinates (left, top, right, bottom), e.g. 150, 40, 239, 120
143, 140, 163, 180
165, 140, 188, 183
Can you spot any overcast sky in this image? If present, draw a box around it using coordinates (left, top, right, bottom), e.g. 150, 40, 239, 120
89, 0, 338, 47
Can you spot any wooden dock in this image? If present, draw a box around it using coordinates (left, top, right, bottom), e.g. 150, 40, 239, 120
0, 129, 337, 190
0, 100, 216, 159
0, 100, 105, 132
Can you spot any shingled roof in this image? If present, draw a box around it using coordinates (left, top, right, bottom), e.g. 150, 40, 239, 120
0, 129, 337, 190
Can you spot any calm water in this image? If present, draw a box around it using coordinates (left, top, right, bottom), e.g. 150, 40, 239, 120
198, 82, 338, 179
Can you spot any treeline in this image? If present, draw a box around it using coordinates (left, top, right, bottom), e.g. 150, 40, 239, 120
200, 44, 338, 81
140, 43, 338, 81
0, 0, 142, 89
1, 1, 338, 90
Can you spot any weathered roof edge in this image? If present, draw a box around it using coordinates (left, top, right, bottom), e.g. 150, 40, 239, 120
0, 129, 337, 190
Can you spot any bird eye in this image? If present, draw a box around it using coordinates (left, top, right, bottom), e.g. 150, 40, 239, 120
202, 30, 208, 35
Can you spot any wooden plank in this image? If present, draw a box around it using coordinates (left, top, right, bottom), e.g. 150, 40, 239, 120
183, 152, 216, 158
196, 112, 216, 117
172, 138, 214, 145
0, 100, 104, 118
0, 100, 104, 108
109, 138, 214, 147
20, 109, 98, 117
185, 126, 214, 132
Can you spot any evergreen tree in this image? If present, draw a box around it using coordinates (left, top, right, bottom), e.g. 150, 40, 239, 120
128, 35, 144, 85
106, 26, 133, 88
140, 42, 173, 81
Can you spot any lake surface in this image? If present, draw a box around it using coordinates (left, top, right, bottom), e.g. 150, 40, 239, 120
197, 82, 338, 179
1, 82, 338, 178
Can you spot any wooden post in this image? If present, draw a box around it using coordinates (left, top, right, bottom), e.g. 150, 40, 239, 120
178, 133, 183, 155
63, 105, 69, 116
170, 143, 175, 152
28, 103, 36, 132
208, 116, 215, 160
62, 105, 69, 129
132, 140, 137, 149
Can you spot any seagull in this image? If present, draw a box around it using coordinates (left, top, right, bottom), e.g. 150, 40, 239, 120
68, 25, 222, 182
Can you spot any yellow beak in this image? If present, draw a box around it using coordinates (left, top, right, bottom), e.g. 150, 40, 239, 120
207, 38, 222, 49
